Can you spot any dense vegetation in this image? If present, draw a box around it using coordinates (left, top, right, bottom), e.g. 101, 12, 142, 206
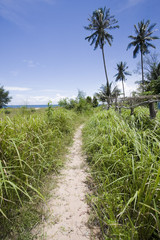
83, 107, 160, 239
58, 90, 98, 112
0, 107, 77, 239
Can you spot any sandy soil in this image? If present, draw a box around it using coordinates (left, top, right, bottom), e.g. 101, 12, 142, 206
33, 125, 96, 240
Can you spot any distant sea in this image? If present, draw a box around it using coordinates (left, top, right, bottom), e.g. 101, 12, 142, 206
6, 105, 58, 108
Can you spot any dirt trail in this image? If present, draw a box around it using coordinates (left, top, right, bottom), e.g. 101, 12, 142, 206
33, 125, 94, 240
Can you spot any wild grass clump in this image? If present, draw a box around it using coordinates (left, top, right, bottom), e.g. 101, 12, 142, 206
0, 107, 76, 238
83, 109, 160, 239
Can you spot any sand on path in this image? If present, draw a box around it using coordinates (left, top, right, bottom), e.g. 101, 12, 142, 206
33, 124, 95, 240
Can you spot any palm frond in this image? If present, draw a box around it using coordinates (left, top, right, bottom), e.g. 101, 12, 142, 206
145, 19, 151, 29
151, 36, 159, 40
127, 41, 137, 50
147, 23, 157, 33
134, 24, 139, 35
124, 71, 131, 76
128, 35, 137, 40
146, 42, 156, 49
85, 31, 98, 41
133, 44, 140, 58
104, 32, 113, 46
94, 35, 100, 50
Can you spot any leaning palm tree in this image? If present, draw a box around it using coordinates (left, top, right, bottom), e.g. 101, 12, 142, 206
114, 61, 131, 97
84, 7, 119, 96
127, 20, 159, 90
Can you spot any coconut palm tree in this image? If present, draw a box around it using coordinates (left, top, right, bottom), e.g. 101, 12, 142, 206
114, 61, 131, 97
127, 20, 159, 90
84, 7, 119, 96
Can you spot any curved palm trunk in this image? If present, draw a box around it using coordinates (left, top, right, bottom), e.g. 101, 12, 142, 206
122, 79, 125, 98
101, 46, 110, 96
141, 50, 144, 92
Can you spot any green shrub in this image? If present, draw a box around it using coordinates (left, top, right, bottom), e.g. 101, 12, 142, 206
58, 91, 99, 113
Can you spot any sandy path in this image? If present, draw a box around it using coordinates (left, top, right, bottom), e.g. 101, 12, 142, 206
33, 125, 93, 240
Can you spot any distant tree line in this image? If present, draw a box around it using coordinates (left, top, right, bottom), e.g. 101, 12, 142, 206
58, 90, 98, 112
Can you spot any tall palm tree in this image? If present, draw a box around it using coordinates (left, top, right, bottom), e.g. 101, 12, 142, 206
84, 7, 119, 96
127, 20, 159, 90
114, 61, 131, 97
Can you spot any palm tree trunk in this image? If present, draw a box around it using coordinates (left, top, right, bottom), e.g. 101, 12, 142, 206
122, 79, 125, 98
141, 50, 144, 92
101, 46, 110, 96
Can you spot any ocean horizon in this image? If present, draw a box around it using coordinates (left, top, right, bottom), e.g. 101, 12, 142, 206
6, 104, 58, 109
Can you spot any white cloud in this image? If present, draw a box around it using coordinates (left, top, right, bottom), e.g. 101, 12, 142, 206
52, 94, 77, 103
0, 1, 28, 27
23, 59, 40, 68
39, 89, 70, 93
5, 86, 32, 91
10, 70, 19, 77
0, 0, 56, 26
10, 93, 74, 105
117, 0, 145, 13
128, 0, 145, 6
116, 81, 138, 96
26, 94, 75, 105
37, 0, 56, 4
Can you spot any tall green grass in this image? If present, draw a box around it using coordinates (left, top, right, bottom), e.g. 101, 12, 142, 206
83, 108, 160, 239
0, 107, 76, 238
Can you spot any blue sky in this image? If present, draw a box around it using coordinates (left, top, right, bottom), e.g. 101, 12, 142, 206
0, 0, 160, 105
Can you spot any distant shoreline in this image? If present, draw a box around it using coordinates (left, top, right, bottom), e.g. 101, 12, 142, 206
5, 105, 58, 109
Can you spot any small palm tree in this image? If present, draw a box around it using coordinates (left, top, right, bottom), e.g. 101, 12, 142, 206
111, 85, 121, 98
96, 83, 121, 103
127, 20, 159, 90
96, 83, 112, 103
114, 61, 131, 97
84, 7, 119, 96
